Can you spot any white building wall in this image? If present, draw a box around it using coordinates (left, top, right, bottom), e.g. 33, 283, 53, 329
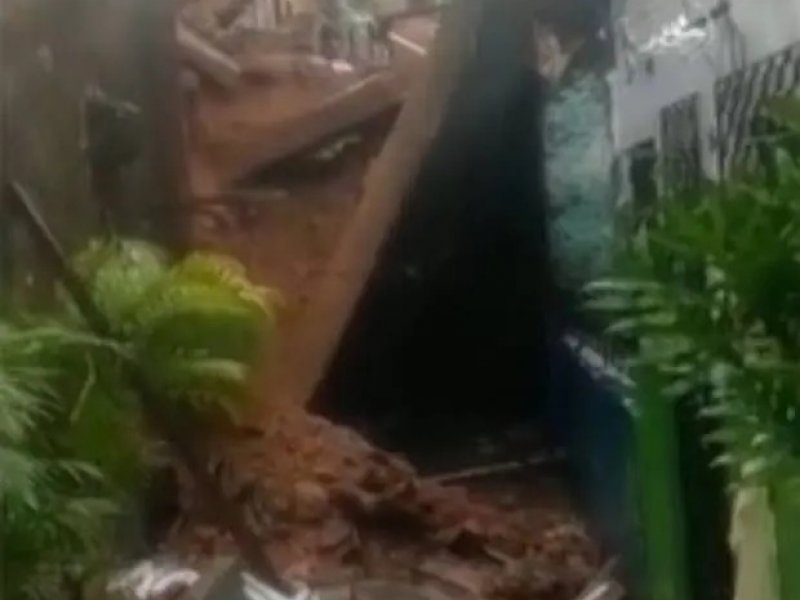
735, 0, 800, 62
611, 0, 800, 180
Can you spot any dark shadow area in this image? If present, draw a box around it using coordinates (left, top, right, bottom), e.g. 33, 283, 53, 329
314, 2, 556, 474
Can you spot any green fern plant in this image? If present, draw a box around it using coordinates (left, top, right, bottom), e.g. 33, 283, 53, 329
585, 159, 800, 487
585, 143, 800, 600
0, 324, 119, 600
70, 238, 279, 420
2, 239, 279, 599
585, 96, 800, 600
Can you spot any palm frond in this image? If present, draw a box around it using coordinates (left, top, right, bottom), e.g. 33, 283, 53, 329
0, 445, 44, 502
172, 251, 281, 319
586, 148, 800, 490
0, 316, 125, 600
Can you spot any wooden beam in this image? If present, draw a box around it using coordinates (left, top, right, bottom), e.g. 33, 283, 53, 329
261, 0, 485, 408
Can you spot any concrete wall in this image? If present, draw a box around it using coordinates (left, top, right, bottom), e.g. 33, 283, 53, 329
610, 0, 800, 181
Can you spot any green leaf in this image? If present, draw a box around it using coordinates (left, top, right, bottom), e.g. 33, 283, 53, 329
584, 279, 663, 294
763, 96, 800, 132
606, 311, 677, 335
584, 293, 664, 313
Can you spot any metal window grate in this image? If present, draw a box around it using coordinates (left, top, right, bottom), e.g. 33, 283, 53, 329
660, 93, 702, 191
716, 42, 800, 175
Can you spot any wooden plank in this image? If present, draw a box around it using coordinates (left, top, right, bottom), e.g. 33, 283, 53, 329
222, 71, 404, 184
260, 0, 485, 408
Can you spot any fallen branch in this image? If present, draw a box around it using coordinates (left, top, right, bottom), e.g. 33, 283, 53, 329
573, 559, 624, 600
426, 450, 567, 485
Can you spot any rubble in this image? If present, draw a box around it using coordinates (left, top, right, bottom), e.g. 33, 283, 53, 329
169, 410, 604, 600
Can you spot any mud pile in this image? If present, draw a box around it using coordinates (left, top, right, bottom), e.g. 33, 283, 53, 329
170, 409, 602, 600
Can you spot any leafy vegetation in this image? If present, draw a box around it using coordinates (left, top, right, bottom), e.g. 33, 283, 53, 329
1, 325, 119, 600
587, 149, 800, 490
71, 239, 278, 419
585, 100, 800, 600
1, 239, 278, 600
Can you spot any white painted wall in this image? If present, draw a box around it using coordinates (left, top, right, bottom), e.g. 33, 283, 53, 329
735, 0, 800, 62
611, 0, 800, 179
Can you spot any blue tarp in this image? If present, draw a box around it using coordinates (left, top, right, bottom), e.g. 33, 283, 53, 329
545, 333, 644, 590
